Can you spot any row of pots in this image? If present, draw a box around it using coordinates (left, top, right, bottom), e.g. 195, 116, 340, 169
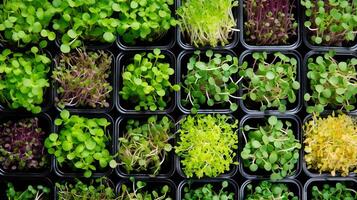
0, 48, 355, 114
1, 176, 356, 200
0, 112, 355, 179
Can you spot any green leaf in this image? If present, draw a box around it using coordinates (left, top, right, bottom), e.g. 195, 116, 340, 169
60, 44, 71, 53
60, 110, 70, 120
103, 32, 115, 42
268, 116, 278, 126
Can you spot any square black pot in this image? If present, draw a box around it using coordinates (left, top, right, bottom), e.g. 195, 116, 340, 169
114, 114, 176, 178
303, 177, 357, 200
176, 114, 239, 179
239, 0, 301, 50
240, 179, 302, 199
53, 113, 115, 178
239, 114, 302, 179
302, 50, 357, 114
178, 178, 239, 200
176, 0, 239, 50
52, 48, 115, 113
302, 112, 357, 178
239, 50, 303, 115
0, 113, 53, 177
177, 49, 240, 114
115, 50, 177, 114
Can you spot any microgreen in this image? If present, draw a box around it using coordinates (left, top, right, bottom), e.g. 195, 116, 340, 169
119, 177, 172, 200
304, 113, 357, 176
301, 0, 357, 46
118, 116, 174, 176
181, 50, 240, 113
6, 183, 50, 200
56, 178, 116, 200
0, 117, 48, 171
53, 48, 113, 109
304, 51, 357, 113
175, 114, 238, 178
246, 181, 298, 200
52, 0, 119, 53
244, 0, 298, 45
177, 0, 238, 47
311, 182, 357, 200
183, 181, 234, 200
0, 0, 58, 48
44, 110, 115, 178
119, 49, 180, 111
0, 48, 51, 113
116, 0, 177, 44
241, 116, 301, 180
240, 52, 300, 112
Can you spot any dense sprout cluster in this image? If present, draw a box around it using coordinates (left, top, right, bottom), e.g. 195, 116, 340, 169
246, 181, 298, 200
183, 181, 234, 200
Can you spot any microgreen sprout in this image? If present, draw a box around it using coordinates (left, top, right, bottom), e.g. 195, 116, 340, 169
240, 52, 300, 112
175, 114, 238, 178
183, 181, 234, 200
119, 49, 180, 111
301, 0, 357, 46
181, 50, 241, 113
304, 51, 357, 113
6, 183, 50, 200
246, 181, 298, 200
311, 182, 357, 200
244, 0, 298, 45
241, 116, 301, 180
118, 116, 174, 176
177, 0, 238, 47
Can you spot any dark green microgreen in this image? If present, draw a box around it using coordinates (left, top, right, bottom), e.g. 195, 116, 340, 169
246, 181, 298, 200
304, 51, 357, 113
44, 110, 116, 178
241, 116, 301, 180
183, 181, 234, 200
182, 50, 240, 113
311, 182, 357, 200
0, 48, 50, 113
6, 183, 50, 200
119, 49, 180, 111
240, 52, 300, 112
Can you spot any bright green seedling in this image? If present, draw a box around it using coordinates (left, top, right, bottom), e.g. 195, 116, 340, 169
311, 182, 357, 200
183, 181, 234, 200
52, 0, 119, 53
0, 0, 58, 48
182, 50, 240, 113
177, 0, 238, 47
118, 177, 172, 200
120, 49, 180, 111
6, 183, 50, 200
118, 116, 174, 176
301, 0, 357, 46
0, 48, 50, 113
241, 116, 301, 180
175, 114, 238, 178
56, 178, 116, 200
44, 110, 116, 178
240, 52, 300, 112
304, 51, 357, 113
246, 181, 298, 200
116, 0, 177, 44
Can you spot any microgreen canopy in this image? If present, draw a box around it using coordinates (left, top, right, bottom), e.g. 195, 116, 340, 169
304, 51, 357, 113
175, 114, 238, 178
44, 110, 116, 178
244, 0, 298, 45
118, 116, 174, 176
0, 0, 58, 48
246, 181, 298, 200
177, 0, 238, 47
0, 48, 50, 113
181, 50, 240, 113
6, 183, 50, 200
53, 48, 113, 109
241, 116, 301, 180
301, 0, 357, 46
183, 181, 234, 200
116, 0, 177, 44
240, 52, 300, 112
120, 49, 180, 111
311, 183, 357, 200
304, 113, 357, 176
119, 178, 172, 200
